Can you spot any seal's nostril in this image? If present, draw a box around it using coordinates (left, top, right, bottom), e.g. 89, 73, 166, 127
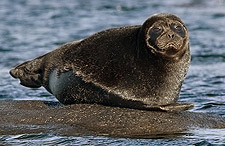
168, 34, 174, 38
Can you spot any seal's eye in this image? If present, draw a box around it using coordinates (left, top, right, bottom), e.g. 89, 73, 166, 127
170, 23, 185, 38
174, 24, 182, 32
148, 24, 164, 46
152, 25, 163, 33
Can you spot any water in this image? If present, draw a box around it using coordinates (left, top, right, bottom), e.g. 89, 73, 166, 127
0, 0, 225, 145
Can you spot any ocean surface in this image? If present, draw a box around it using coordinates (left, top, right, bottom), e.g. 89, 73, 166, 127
0, 0, 225, 145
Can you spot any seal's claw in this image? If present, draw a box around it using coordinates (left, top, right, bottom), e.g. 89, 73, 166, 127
160, 102, 194, 112
144, 102, 194, 112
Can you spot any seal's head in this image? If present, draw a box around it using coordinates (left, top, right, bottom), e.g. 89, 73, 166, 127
141, 13, 189, 60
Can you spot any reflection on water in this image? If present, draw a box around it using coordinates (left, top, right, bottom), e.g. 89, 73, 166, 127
1, 129, 225, 146
0, 0, 225, 145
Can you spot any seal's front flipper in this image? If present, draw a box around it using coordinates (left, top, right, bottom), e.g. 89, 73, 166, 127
9, 55, 45, 88
158, 102, 194, 112
145, 102, 194, 112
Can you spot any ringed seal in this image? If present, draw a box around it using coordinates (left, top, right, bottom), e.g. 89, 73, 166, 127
10, 13, 193, 112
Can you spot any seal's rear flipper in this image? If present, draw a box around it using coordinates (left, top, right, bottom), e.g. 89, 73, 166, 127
9, 55, 45, 88
145, 102, 194, 112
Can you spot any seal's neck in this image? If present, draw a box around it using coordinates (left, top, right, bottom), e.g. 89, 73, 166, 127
134, 45, 190, 105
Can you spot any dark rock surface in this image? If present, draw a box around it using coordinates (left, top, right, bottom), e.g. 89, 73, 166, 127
0, 100, 224, 138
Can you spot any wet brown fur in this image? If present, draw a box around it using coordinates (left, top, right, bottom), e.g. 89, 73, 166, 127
10, 13, 192, 111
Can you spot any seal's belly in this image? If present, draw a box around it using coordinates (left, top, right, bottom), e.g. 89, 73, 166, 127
48, 69, 92, 104
49, 69, 78, 97
47, 69, 116, 105
47, 69, 147, 108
